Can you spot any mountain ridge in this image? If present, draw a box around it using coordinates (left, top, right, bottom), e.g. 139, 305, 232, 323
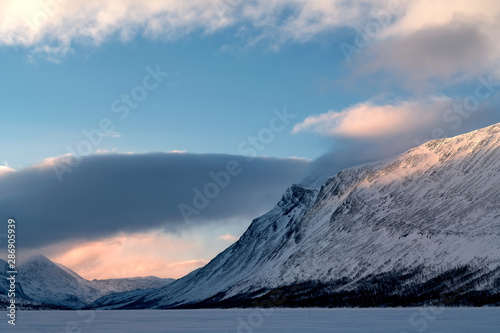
0, 254, 175, 309
89, 122, 500, 309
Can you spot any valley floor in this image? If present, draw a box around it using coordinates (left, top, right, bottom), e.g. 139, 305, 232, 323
0, 308, 499, 332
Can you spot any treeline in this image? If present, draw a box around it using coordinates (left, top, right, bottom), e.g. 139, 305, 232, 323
171, 265, 500, 308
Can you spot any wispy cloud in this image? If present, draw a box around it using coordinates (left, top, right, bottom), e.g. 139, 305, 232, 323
50, 230, 210, 279
218, 233, 238, 242
0, 162, 15, 175
355, 20, 500, 89
293, 96, 452, 139
4, 0, 499, 86
343, 0, 500, 89
0, 0, 383, 55
296, 91, 500, 187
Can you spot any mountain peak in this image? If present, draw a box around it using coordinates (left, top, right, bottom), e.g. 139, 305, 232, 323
89, 121, 500, 309
22, 254, 53, 266
4, 254, 176, 309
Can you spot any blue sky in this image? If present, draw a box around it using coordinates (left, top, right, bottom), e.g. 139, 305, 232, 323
0, 31, 364, 169
1, 0, 500, 278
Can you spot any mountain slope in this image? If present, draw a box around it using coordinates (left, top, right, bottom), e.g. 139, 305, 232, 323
17, 255, 102, 308
0, 259, 10, 295
92, 276, 175, 294
91, 122, 500, 309
0, 255, 175, 309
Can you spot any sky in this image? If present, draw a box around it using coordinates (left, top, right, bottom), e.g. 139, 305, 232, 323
1, 0, 500, 279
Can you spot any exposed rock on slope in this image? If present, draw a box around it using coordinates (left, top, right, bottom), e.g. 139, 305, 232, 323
91, 123, 500, 308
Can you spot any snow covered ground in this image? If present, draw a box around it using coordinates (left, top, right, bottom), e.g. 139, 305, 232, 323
0, 308, 499, 332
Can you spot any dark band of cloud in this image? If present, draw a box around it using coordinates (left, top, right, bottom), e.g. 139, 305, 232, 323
0, 152, 309, 250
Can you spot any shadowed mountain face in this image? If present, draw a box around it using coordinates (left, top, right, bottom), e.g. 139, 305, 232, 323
90, 123, 500, 309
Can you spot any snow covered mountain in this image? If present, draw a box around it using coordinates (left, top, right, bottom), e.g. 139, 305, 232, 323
92, 276, 175, 294
0, 255, 174, 309
91, 122, 500, 309
17, 255, 103, 308
0, 258, 53, 309
0, 259, 9, 295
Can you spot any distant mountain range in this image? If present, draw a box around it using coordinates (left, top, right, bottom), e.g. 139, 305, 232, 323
3, 123, 500, 309
0, 255, 174, 309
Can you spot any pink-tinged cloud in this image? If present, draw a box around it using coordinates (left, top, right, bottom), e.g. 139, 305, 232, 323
381, 0, 500, 40
51, 231, 210, 280
0, 164, 15, 175
0, 0, 382, 53
293, 97, 452, 139
218, 233, 238, 242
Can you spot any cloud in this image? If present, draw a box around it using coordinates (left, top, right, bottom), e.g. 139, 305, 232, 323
0, 0, 388, 56
1, 0, 498, 73
48, 230, 210, 279
218, 233, 238, 242
293, 96, 452, 139
381, 0, 500, 39
356, 20, 500, 89
102, 132, 122, 138
0, 152, 309, 250
342, 0, 500, 89
0, 163, 15, 175
2, 0, 498, 87
297, 93, 500, 187
300, 141, 410, 188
